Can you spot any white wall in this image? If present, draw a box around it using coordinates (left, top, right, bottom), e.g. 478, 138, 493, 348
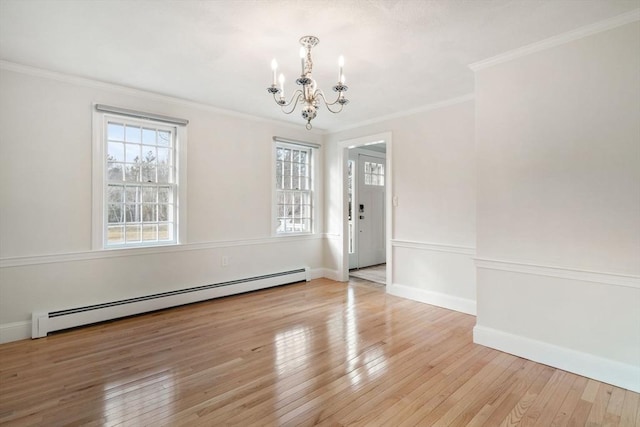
473, 21, 640, 392
0, 65, 325, 342
325, 99, 477, 314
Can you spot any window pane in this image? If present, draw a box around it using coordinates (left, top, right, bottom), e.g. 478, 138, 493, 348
142, 128, 156, 145
125, 144, 141, 163
108, 163, 124, 181
365, 174, 371, 185
142, 146, 156, 164
108, 142, 125, 162
125, 164, 140, 182
158, 204, 171, 221
157, 147, 170, 164
365, 162, 371, 173
143, 224, 158, 241
284, 148, 291, 161
125, 125, 141, 143
126, 225, 141, 242
292, 150, 300, 162
157, 166, 171, 183
142, 204, 157, 222
157, 130, 171, 146
142, 164, 156, 183
142, 187, 156, 203
108, 123, 125, 141
107, 204, 123, 223
372, 175, 378, 186
158, 224, 172, 240
125, 204, 140, 222
107, 226, 124, 243
380, 176, 385, 186
107, 185, 124, 203
126, 186, 139, 203
158, 187, 171, 203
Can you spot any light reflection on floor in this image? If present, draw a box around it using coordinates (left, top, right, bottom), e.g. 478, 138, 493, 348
102, 370, 175, 424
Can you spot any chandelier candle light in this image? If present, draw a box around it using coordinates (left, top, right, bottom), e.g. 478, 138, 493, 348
267, 36, 349, 130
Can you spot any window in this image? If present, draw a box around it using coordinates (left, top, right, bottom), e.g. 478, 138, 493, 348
93, 107, 187, 249
275, 142, 313, 234
364, 161, 384, 186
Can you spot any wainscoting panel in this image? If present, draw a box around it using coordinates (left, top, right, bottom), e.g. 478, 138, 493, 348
389, 240, 476, 315
475, 263, 640, 392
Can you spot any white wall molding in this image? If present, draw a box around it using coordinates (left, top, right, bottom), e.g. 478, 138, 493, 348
474, 325, 640, 393
0, 235, 324, 268
320, 269, 342, 282
392, 239, 476, 256
0, 321, 31, 344
388, 283, 476, 315
469, 9, 640, 71
329, 93, 475, 133
475, 258, 640, 289
0, 60, 327, 135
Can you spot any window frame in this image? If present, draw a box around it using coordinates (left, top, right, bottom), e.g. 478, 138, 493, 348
272, 140, 317, 236
92, 109, 187, 250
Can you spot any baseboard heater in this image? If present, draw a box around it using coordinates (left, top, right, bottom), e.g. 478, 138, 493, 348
32, 267, 309, 339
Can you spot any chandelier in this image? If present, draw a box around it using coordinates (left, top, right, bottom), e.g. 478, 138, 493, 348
267, 36, 349, 130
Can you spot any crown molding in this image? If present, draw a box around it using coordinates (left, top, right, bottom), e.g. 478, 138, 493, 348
469, 9, 640, 71
327, 93, 475, 134
0, 60, 327, 136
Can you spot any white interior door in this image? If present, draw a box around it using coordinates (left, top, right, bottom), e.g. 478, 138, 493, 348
357, 154, 386, 268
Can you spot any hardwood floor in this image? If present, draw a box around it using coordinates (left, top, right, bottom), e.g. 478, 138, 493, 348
0, 278, 638, 426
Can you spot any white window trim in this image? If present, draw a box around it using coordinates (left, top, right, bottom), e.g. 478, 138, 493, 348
271, 139, 319, 236
92, 108, 187, 250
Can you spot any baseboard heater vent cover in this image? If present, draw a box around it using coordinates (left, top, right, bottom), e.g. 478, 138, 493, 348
32, 268, 309, 338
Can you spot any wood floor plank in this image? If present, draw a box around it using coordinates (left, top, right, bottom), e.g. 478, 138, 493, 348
0, 278, 637, 426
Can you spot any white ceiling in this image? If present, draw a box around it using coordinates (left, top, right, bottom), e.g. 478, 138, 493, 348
0, 0, 637, 131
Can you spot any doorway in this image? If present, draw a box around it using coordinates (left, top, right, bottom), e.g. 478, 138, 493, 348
338, 132, 392, 287
348, 146, 386, 272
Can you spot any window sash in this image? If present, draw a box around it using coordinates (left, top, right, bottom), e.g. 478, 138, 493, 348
275, 143, 313, 234
103, 117, 179, 247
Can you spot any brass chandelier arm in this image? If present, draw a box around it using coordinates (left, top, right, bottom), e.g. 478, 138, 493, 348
315, 91, 346, 113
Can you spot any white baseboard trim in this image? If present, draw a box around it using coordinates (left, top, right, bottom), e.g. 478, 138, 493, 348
0, 321, 31, 344
388, 283, 476, 315
307, 268, 327, 280
474, 325, 640, 393
320, 269, 342, 282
